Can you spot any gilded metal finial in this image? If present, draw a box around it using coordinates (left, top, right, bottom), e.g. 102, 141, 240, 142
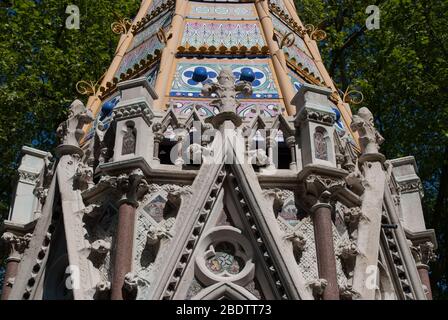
111, 17, 132, 35
76, 80, 100, 96
343, 86, 364, 105
76, 72, 106, 96
305, 24, 327, 41
157, 27, 171, 45
279, 31, 295, 49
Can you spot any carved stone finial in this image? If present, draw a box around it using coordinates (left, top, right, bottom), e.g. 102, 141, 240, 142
164, 185, 192, 209
350, 107, 384, 159
56, 99, 94, 156
201, 68, 252, 127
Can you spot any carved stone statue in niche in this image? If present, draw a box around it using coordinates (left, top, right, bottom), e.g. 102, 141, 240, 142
314, 129, 328, 160
122, 122, 137, 155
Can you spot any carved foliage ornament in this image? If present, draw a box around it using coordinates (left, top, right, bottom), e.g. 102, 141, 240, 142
299, 109, 335, 125
410, 241, 437, 266
305, 174, 346, 192
1, 232, 32, 258
398, 180, 423, 196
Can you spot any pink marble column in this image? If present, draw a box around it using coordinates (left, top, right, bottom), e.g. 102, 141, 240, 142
312, 203, 340, 300
417, 264, 432, 300
1, 232, 30, 300
1, 258, 19, 300
111, 202, 137, 300
110, 170, 146, 300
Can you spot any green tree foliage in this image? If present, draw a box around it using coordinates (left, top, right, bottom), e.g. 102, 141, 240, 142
0, 1, 141, 216
0, 0, 446, 299
295, 0, 448, 298
0, 0, 141, 291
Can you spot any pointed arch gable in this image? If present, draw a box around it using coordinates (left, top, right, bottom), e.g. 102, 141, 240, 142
192, 282, 258, 301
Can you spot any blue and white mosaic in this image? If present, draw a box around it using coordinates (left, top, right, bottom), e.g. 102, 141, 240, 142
170, 60, 280, 99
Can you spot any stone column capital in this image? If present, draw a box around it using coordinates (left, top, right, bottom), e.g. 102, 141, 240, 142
409, 240, 437, 266
297, 165, 348, 212
1, 232, 32, 261
116, 169, 148, 207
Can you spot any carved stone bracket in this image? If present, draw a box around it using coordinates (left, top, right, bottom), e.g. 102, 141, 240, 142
339, 284, 360, 300
308, 279, 328, 299
284, 231, 307, 253
343, 206, 362, 226
337, 240, 359, 261
89, 239, 111, 266
146, 225, 170, 246
74, 161, 94, 191
94, 281, 111, 300
262, 188, 291, 214
122, 273, 139, 300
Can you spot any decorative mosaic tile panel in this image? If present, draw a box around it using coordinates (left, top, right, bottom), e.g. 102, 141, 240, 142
187, 2, 257, 20
115, 35, 163, 77
283, 45, 322, 78
144, 63, 160, 88
131, 10, 173, 50
288, 70, 305, 92
181, 21, 265, 48
170, 60, 280, 99
169, 98, 285, 118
